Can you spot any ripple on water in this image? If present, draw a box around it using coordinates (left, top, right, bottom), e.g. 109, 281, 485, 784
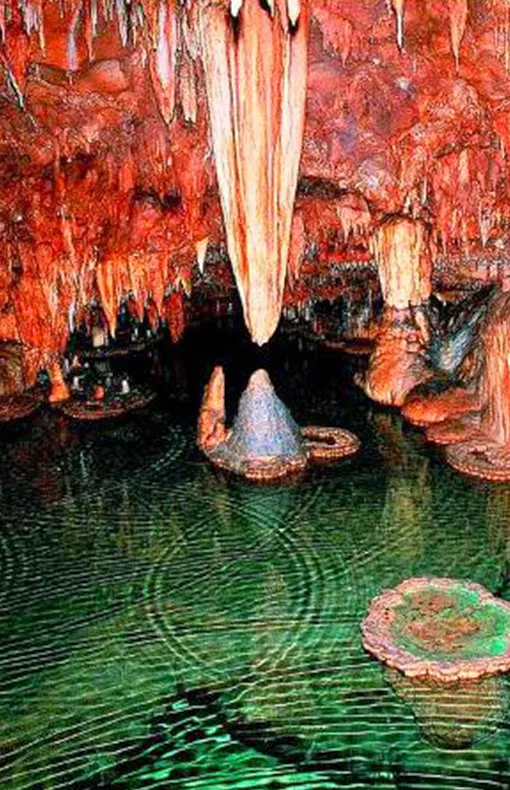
0, 402, 509, 789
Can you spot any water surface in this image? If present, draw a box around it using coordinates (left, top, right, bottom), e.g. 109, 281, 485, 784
0, 328, 509, 789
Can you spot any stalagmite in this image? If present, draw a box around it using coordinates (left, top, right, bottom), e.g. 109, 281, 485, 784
370, 218, 431, 310
199, 0, 309, 345
48, 359, 70, 403
449, 0, 468, 72
198, 366, 226, 452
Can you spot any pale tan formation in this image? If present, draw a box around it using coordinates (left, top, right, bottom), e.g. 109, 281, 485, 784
148, 0, 178, 126
199, 0, 309, 345
390, 0, 405, 50
449, 0, 468, 72
198, 365, 227, 452
370, 218, 431, 311
359, 317, 433, 407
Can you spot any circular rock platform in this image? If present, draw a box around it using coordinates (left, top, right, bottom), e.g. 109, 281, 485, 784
446, 440, 510, 482
426, 413, 481, 446
402, 387, 481, 429
0, 391, 42, 423
59, 390, 156, 421
362, 577, 510, 683
301, 426, 360, 462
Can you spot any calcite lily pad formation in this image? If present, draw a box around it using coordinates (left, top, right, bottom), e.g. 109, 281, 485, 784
58, 386, 156, 421
362, 578, 510, 683
198, 367, 360, 482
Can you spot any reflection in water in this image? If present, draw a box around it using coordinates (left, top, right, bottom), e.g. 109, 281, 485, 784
487, 489, 510, 591
386, 668, 509, 749
374, 413, 430, 565
0, 337, 510, 787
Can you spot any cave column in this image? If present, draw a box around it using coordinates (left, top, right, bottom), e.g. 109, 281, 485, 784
359, 218, 433, 406
370, 217, 432, 312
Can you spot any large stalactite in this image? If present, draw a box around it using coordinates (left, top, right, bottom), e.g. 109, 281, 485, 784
199, 0, 309, 345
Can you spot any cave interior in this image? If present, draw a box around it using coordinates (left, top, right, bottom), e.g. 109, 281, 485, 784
2, 1, 510, 787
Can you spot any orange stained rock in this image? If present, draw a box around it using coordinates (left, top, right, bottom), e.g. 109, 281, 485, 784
199, 0, 309, 345
198, 365, 227, 453
165, 291, 187, 344
360, 330, 432, 408
1, 0, 510, 371
402, 387, 482, 428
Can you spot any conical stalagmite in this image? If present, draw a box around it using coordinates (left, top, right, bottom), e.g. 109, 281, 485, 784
199, 0, 309, 345
224, 369, 304, 461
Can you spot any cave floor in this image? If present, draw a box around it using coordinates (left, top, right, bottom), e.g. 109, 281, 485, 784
0, 328, 509, 789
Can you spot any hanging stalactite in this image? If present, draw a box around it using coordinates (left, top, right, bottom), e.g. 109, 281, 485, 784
199, 0, 309, 345
449, 0, 468, 72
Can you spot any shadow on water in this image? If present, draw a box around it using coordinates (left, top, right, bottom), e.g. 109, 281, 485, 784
67, 685, 398, 789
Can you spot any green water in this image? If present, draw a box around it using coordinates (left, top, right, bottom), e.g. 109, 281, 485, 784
1, 331, 510, 789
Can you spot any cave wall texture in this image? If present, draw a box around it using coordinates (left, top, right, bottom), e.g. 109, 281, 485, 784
0, 0, 509, 381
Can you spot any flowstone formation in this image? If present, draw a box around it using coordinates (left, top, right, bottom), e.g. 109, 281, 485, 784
399, 289, 510, 480
357, 218, 433, 407
198, 367, 360, 482
445, 291, 510, 480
